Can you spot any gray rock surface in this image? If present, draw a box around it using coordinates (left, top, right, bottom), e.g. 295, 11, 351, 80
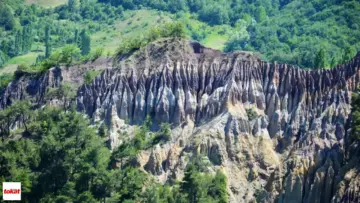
1, 38, 360, 202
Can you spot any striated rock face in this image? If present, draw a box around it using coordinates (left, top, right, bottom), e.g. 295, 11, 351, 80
2, 38, 360, 202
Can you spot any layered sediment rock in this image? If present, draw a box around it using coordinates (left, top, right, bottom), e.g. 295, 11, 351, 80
1, 38, 360, 202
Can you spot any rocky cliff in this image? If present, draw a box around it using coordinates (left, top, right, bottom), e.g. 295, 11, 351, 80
1, 38, 360, 203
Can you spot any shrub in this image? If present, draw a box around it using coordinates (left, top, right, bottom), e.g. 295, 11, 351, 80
246, 108, 258, 121
98, 123, 107, 138
83, 70, 101, 84
152, 123, 171, 145
91, 47, 104, 61
60, 45, 81, 65
0, 73, 13, 90
14, 64, 30, 78
116, 36, 145, 56
116, 22, 186, 56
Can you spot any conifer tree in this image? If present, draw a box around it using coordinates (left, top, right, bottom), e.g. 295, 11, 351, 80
15, 30, 23, 55
80, 29, 91, 55
68, 0, 77, 12
22, 25, 33, 53
74, 28, 79, 45
45, 25, 52, 58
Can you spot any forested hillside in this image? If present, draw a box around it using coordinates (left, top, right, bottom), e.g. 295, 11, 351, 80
0, 102, 228, 202
96, 0, 360, 68
0, 0, 359, 73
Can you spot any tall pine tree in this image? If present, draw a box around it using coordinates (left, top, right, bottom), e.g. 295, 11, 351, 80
15, 30, 22, 56
22, 25, 33, 53
74, 28, 79, 45
45, 25, 52, 58
80, 29, 91, 56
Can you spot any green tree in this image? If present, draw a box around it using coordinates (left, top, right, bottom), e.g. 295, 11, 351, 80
45, 83, 76, 111
74, 28, 79, 45
15, 31, 23, 55
208, 170, 228, 203
152, 123, 171, 145
98, 123, 107, 138
61, 44, 81, 65
255, 6, 267, 22
0, 2, 16, 30
341, 46, 355, 64
22, 25, 33, 53
314, 49, 327, 69
0, 101, 31, 143
45, 25, 52, 58
330, 56, 337, 68
351, 92, 360, 140
80, 29, 91, 56
68, 0, 78, 12
181, 164, 198, 203
75, 192, 97, 203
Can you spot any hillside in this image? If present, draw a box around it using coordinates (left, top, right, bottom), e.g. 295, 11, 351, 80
0, 0, 359, 74
0, 0, 360, 202
1, 38, 360, 202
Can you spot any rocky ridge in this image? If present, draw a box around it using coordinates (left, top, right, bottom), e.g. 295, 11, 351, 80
1, 38, 360, 203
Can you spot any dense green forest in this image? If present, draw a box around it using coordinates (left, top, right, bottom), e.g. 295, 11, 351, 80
0, 0, 359, 74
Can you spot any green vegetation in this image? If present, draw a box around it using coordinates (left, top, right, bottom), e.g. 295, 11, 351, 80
351, 92, 360, 140
152, 123, 172, 145
246, 108, 258, 121
0, 102, 228, 202
314, 49, 327, 70
80, 29, 91, 56
95, 0, 360, 68
116, 22, 186, 56
84, 70, 101, 84
0, 0, 358, 75
25, 0, 68, 8
0, 73, 13, 91
91, 47, 104, 61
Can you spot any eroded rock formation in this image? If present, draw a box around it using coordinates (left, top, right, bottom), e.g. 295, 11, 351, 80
1, 38, 360, 203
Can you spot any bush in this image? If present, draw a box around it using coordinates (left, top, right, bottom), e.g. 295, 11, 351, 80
246, 108, 258, 121
0, 73, 13, 90
116, 22, 186, 56
351, 92, 360, 140
116, 37, 144, 56
152, 123, 171, 145
60, 45, 81, 65
84, 70, 101, 84
91, 47, 104, 61
14, 64, 31, 78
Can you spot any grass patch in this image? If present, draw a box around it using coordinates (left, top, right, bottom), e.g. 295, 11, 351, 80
91, 10, 172, 54
176, 13, 233, 51
202, 34, 229, 51
5, 52, 39, 66
25, 0, 67, 7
